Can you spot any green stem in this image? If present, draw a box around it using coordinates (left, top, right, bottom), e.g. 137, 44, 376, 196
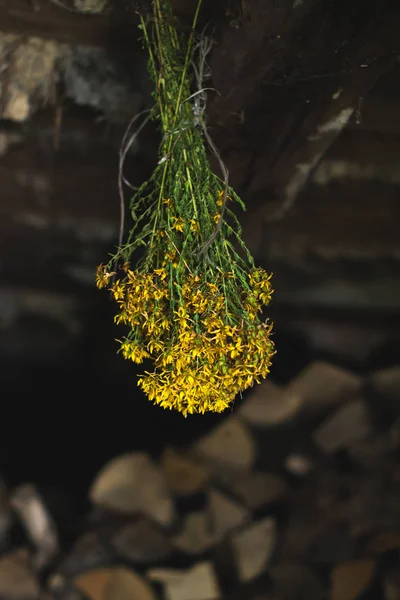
172, 0, 203, 123
149, 0, 203, 254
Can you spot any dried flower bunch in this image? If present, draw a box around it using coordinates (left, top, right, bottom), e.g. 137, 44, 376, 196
96, 0, 275, 416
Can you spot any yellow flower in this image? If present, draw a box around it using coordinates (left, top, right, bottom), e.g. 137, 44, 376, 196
163, 197, 173, 209
213, 398, 230, 412
175, 306, 187, 318
120, 340, 149, 364
160, 353, 174, 366
175, 356, 186, 374
190, 219, 200, 233
216, 190, 232, 207
153, 288, 167, 301
147, 340, 164, 354
164, 251, 179, 268
95, 264, 115, 289
126, 269, 137, 283
257, 291, 271, 304
159, 318, 171, 330
172, 217, 185, 232
110, 280, 125, 301
154, 267, 167, 280
114, 311, 128, 325
179, 330, 195, 345
207, 283, 218, 294
188, 274, 201, 285
190, 346, 202, 358
189, 290, 207, 313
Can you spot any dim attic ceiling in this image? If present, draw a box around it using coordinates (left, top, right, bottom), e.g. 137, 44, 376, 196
0, 0, 400, 370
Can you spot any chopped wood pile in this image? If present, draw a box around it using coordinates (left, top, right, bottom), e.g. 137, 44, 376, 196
0, 361, 400, 600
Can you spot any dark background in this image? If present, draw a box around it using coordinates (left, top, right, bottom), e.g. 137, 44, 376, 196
0, 0, 400, 503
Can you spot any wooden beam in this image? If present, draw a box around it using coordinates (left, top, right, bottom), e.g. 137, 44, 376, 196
244, 179, 400, 263
0, 140, 119, 222
0, 0, 116, 46
209, 0, 321, 128
1, 107, 400, 262
208, 0, 400, 221
347, 95, 400, 136
0, 0, 211, 47
2, 137, 400, 280
312, 129, 400, 186
0, 108, 154, 257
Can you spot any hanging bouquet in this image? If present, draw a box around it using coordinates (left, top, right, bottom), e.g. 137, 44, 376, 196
96, 0, 275, 416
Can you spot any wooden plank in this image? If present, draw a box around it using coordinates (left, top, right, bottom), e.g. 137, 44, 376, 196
253, 180, 400, 258
347, 94, 400, 136
242, 177, 400, 262
0, 0, 205, 46
312, 129, 400, 186
0, 0, 115, 45
208, 0, 400, 221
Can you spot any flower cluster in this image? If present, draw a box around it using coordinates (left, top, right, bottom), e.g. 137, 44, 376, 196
96, 0, 275, 415
96, 263, 274, 416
